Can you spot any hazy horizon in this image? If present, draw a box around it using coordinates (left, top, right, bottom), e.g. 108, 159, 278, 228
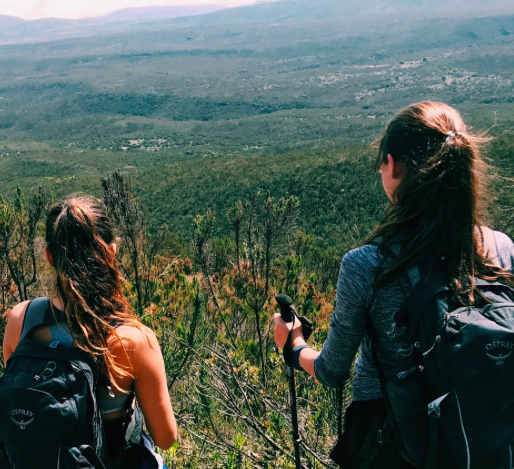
0, 0, 262, 21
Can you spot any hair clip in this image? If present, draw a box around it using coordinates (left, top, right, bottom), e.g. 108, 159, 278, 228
446, 131, 456, 144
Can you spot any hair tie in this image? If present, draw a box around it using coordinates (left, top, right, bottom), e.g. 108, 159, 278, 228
446, 131, 457, 144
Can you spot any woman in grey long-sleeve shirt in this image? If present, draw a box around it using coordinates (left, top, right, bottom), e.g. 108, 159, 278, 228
313, 233, 514, 401
274, 101, 514, 468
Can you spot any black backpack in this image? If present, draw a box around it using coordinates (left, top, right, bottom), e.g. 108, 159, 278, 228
366, 229, 514, 469
0, 299, 107, 469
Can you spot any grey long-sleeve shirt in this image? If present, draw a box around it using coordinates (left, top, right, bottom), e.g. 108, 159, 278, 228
313, 230, 514, 401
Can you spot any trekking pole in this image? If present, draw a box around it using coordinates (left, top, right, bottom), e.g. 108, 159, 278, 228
276, 293, 302, 469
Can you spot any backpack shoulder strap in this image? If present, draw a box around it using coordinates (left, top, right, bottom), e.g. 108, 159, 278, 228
481, 226, 500, 268
19, 297, 56, 342
404, 272, 450, 343
368, 238, 420, 290
368, 237, 398, 259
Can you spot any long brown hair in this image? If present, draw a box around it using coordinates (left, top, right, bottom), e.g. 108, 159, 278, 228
46, 196, 142, 389
368, 101, 513, 299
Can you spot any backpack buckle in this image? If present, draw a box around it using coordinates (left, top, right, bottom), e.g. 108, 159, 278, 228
377, 420, 393, 445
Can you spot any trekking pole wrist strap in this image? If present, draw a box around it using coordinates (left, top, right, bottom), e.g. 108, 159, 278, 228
293, 345, 310, 371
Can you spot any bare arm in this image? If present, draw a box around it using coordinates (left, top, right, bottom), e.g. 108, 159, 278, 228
112, 326, 177, 450
294, 338, 320, 378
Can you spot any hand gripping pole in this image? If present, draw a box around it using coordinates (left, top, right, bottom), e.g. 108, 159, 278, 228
276, 294, 302, 469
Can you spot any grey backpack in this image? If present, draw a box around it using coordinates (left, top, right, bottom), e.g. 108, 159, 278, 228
367, 228, 514, 468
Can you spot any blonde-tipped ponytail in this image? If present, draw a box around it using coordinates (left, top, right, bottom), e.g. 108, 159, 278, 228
46, 196, 143, 391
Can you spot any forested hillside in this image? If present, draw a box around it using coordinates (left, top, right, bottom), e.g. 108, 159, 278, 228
1, 2, 514, 467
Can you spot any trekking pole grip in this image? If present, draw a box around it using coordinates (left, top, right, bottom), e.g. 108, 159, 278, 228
276, 294, 295, 323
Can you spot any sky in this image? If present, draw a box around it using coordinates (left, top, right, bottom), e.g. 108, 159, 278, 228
0, 0, 259, 20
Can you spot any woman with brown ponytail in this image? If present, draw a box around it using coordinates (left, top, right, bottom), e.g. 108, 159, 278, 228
274, 101, 514, 468
3, 197, 177, 466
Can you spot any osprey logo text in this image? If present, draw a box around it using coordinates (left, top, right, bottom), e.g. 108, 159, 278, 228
11, 409, 34, 430
486, 341, 514, 366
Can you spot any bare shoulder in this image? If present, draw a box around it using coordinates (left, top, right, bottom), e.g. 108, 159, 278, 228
3, 300, 31, 362
5, 301, 31, 337
7, 300, 31, 324
108, 323, 159, 354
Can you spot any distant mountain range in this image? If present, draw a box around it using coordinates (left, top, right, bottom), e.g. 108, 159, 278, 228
1, 0, 514, 45
101, 5, 225, 23
253, 0, 284, 4
0, 4, 226, 43
169, 0, 514, 28
0, 4, 225, 26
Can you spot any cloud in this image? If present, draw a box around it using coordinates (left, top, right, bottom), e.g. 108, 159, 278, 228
1, 0, 257, 20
